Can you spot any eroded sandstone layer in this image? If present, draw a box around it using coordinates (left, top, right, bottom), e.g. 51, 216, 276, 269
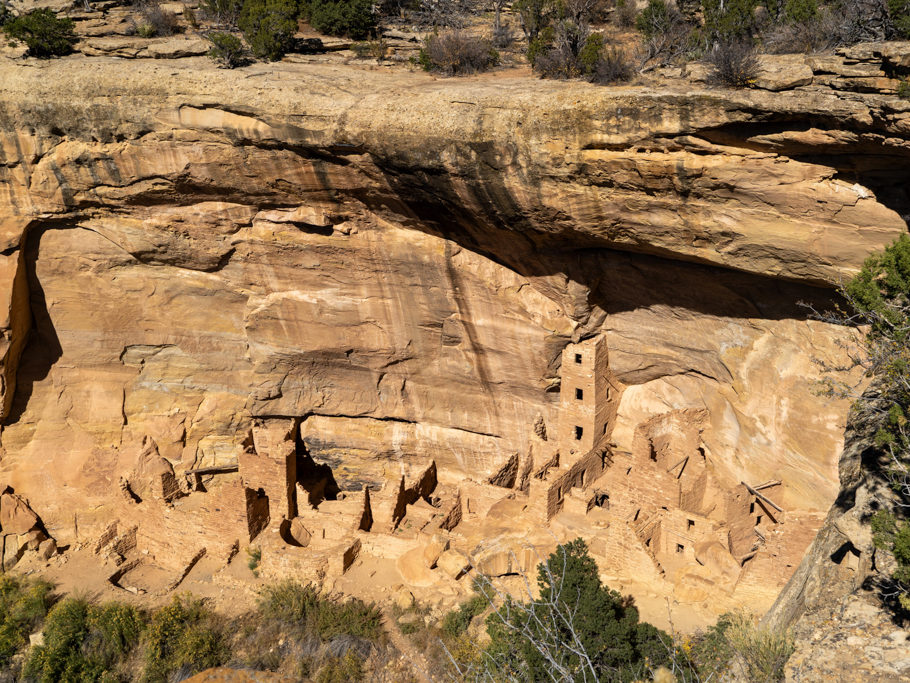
1, 54, 909, 626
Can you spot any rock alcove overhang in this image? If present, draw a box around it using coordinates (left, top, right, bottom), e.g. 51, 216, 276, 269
0, 57, 907, 623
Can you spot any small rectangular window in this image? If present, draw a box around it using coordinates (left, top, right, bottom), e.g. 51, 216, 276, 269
575, 388, 583, 400
574, 353, 582, 364
687, 519, 695, 530
603, 423, 608, 434
756, 515, 762, 525
676, 544, 684, 553
749, 502, 755, 513
574, 426, 583, 440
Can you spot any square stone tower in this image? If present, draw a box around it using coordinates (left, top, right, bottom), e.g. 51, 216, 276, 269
558, 336, 615, 456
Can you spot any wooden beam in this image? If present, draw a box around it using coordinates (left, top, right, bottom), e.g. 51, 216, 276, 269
742, 482, 783, 512
667, 455, 689, 479
754, 480, 782, 490
185, 464, 239, 476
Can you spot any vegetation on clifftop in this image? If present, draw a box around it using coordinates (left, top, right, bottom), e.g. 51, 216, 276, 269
300, 0, 377, 40
238, 0, 298, 60
2, 0, 906, 91
2, 8, 77, 58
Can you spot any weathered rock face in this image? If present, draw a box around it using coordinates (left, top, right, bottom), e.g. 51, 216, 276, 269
763, 384, 910, 680
0, 55, 908, 623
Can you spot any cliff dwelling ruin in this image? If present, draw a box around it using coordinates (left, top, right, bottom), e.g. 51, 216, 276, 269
6, 333, 811, 628
1, 55, 889, 632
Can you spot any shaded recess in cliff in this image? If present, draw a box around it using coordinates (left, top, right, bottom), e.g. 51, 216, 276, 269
5, 224, 62, 425
364, 155, 843, 318
0, 136, 857, 431
697, 120, 910, 222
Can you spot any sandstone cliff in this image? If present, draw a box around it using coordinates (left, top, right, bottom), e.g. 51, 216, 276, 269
0, 51, 909, 628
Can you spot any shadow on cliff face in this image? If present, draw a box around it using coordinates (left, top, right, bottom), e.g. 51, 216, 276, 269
368, 153, 842, 332
4, 226, 63, 426
699, 121, 910, 224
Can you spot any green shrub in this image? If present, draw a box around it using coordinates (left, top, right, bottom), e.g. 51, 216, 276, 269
0, 575, 54, 669
725, 611, 794, 683
872, 511, 910, 610
890, 0, 910, 37
257, 580, 384, 642
591, 46, 634, 84
142, 594, 228, 682
351, 37, 387, 62
514, 0, 558, 41
872, 511, 910, 584
529, 19, 589, 78
315, 596, 383, 641
578, 31, 605, 74
702, 0, 759, 41
302, 0, 376, 39
22, 599, 143, 682
636, 0, 693, 66
23, 599, 96, 682
398, 618, 422, 636
531, 23, 632, 84
24, 598, 142, 683
258, 579, 321, 629
482, 539, 685, 680
828, 237, 910, 614
2, 8, 77, 58
238, 0, 298, 61
636, 0, 679, 38
89, 602, 144, 660
899, 79, 910, 99
418, 31, 499, 76
761, 6, 831, 53
844, 234, 910, 338
783, 0, 818, 23
526, 23, 554, 66
207, 31, 248, 67
708, 39, 759, 87
440, 594, 486, 639
691, 612, 736, 680
247, 545, 261, 574
200, 0, 244, 26
314, 652, 365, 683
136, 0, 181, 37
368, 37, 388, 62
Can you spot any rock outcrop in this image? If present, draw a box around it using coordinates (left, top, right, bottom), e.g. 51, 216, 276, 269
0, 485, 55, 568
0, 49, 908, 626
